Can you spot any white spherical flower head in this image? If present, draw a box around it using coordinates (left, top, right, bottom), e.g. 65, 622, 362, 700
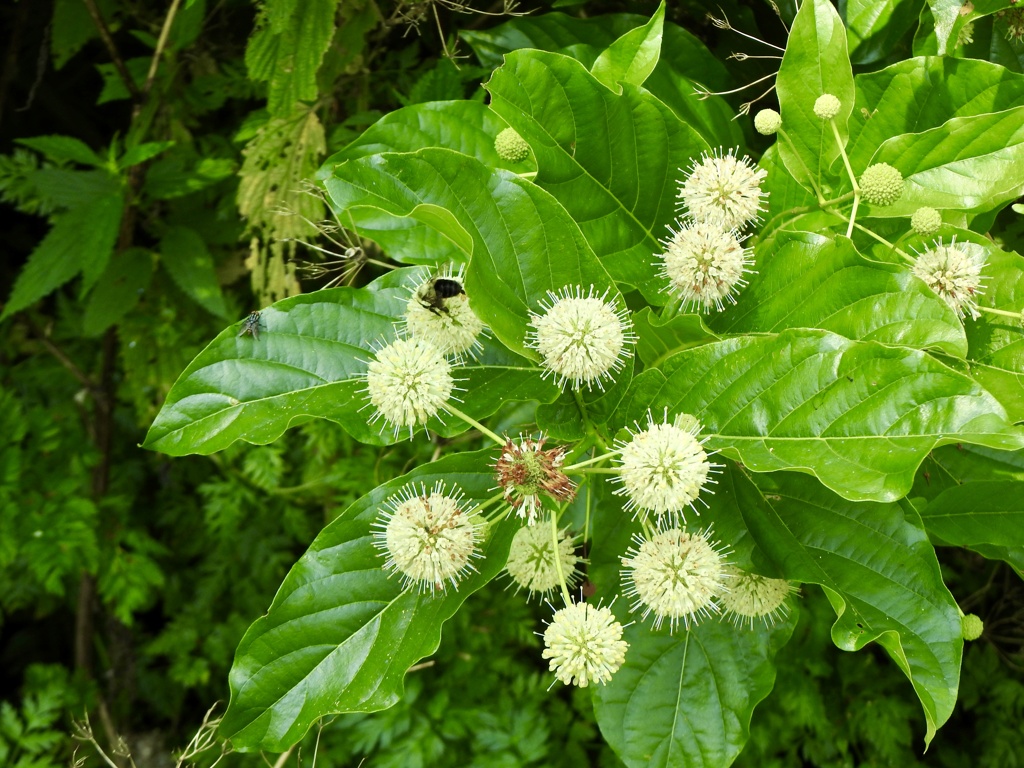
613, 411, 721, 522
527, 285, 635, 391
719, 566, 795, 629
911, 207, 942, 237
813, 93, 841, 120
506, 524, 579, 597
621, 527, 730, 632
542, 601, 628, 687
373, 481, 483, 594
365, 337, 455, 437
678, 148, 767, 231
658, 220, 753, 313
911, 240, 987, 320
754, 109, 781, 136
403, 268, 485, 360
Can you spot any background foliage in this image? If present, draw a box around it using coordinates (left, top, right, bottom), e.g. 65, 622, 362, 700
1, 0, 1023, 766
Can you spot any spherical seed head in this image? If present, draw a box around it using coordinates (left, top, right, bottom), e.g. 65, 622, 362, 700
494, 435, 576, 524
911, 240, 987, 319
542, 601, 628, 687
860, 163, 905, 206
404, 270, 485, 360
813, 93, 841, 120
658, 220, 753, 313
495, 127, 530, 163
621, 527, 730, 632
365, 337, 455, 437
678, 149, 767, 231
613, 412, 720, 523
719, 566, 795, 629
962, 613, 984, 641
754, 109, 781, 136
911, 207, 943, 237
526, 285, 635, 391
373, 482, 483, 594
506, 523, 579, 597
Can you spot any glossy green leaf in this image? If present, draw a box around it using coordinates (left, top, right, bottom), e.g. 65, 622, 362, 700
843, 0, 925, 64
160, 226, 230, 319
965, 246, 1024, 421
220, 450, 516, 751
847, 56, 1024, 171
142, 269, 559, 455
632, 307, 717, 368
918, 481, 1024, 571
319, 100, 536, 174
716, 232, 967, 356
594, 617, 795, 768
462, 13, 740, 147
867, 106, 1024, 217
622, 328, 1024, 502
740, 470, 962, 745
776, 0, 855, 194
322, 148, 617, 360
486, 49, 709, 300
82, 248, 154, 336
590, 0, 664, 92
1, 187, 124, 320
927, 0, 961, 53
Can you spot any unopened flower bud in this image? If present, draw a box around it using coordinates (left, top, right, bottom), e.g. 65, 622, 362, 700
754, 109, 781, 135
961, 613, 983, 641
813, 93, 841, 120
495, 127, 530, 163
911, 207, 942, 236
860, 162, 904, 206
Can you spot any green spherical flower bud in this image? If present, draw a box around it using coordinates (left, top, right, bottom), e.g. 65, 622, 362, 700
962, 613, 984, 641
911, 207, 942, 236
813, 93, 841, 120
495, 127, 530, 163
754, 109, 781, 136
859, 162, 904, 206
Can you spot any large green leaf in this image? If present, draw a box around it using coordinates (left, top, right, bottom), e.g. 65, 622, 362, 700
322, 148, 619, 360
842, 0, 925, 64
220, 450, 516, 751
619, 328, 1024, 502
867, 106, 1024, 217
82, 248, 154, 336
715, 232, 967, 356
740, 470, 962, 745
918, 481, 1024, 571
160, 226, 230, 319
462, 13, 740, 147
594, 617, 795, 768
486, 49, 709, 301
590, 0, 664, 92
633, 308, 717, 368
847, 56, 1024, 171
927, 0, 962, 54
142, 269, 559, 455
776, 0, 855, 194
964, 246, 1024, 421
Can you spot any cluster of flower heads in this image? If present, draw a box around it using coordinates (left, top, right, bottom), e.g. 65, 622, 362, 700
657, 148, 766, 313
363, 265, 486, 438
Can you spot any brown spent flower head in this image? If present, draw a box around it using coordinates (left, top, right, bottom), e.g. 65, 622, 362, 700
495, 435, 576, 524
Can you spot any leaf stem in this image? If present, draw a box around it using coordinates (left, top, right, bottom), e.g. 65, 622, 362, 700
564, 450, 618, 470
569, 467, 620, 475
978, 306, 1022, 321
551, 507, 572, 605
829, 118, 860, 238
445, 403, 505, 446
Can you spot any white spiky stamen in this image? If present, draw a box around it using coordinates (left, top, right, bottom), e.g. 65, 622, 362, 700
612, 410, 721, 523
658, 219, 753, 313
364, 337, 456, 438
719, 566, 796, 629
403, 265, 486, 360
372, 481, 484, 594
506, 524, 580, 597
911, 239, 987, 320
526, 285, 636, 391
541, 601, 629, 687
621, 526, 731, 632
678, 148, 767, 231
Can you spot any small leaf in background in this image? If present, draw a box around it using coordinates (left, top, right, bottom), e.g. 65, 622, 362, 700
776, 0, 856, 194
15, 135, 103, 167
118, 141, 175, 170
1, 187, 124, 320
160, 226, 230, 319
82, 248, 155, 336
919, 480, 1024, 572
143, 154, 237, 200
590, 0, 665, 92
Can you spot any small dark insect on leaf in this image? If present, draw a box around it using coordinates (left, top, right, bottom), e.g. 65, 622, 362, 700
238, 311, 264, 341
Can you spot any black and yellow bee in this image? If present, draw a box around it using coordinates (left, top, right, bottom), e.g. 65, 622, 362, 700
417, 276, 466, 316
